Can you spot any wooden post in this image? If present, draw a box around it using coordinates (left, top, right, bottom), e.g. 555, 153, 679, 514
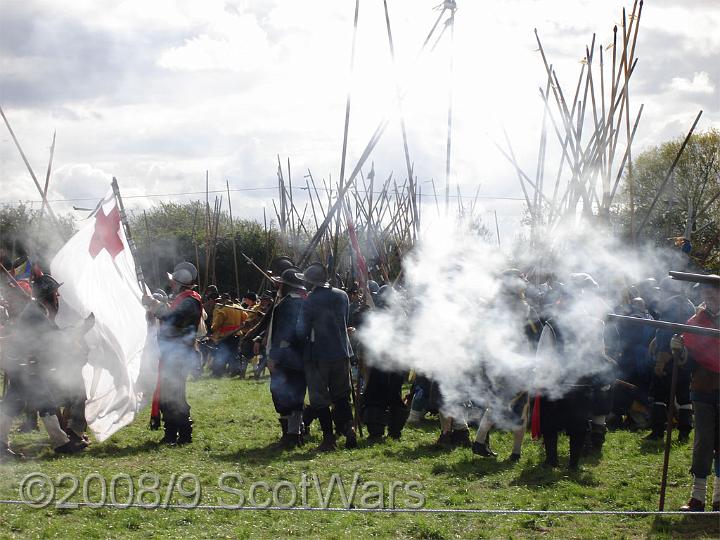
658, 343, 681, 511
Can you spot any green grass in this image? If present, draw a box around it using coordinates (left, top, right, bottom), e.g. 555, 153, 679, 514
1, 376, 718, 539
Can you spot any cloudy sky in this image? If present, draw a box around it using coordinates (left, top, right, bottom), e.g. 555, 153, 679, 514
1, 0, 718, 240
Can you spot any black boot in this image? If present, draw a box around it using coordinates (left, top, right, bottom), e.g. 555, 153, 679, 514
302, 407, 316, 438
388, 406, 409, 440
472, 441, 498, 457
276, 433, 303, 450
177, 420, 193, 445
451, 428, 471, 448
678, 409, 693, 443
316, 434, 337, 452
543, 433, 559, 467
434, 431, 453, 449
161, 422, 178, 445
568, 433, 585, 470
644, 403, 666, 441
472, 431, 497, 457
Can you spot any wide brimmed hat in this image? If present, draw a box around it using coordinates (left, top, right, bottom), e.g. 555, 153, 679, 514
274, 267, 306, 291
296, 262, 329, 288
32, 274, 63, 300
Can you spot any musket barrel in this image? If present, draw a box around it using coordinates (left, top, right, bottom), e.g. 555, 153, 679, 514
607, 313, 720, 338
668, 271, 720, 287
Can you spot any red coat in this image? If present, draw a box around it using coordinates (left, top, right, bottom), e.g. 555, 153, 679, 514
683, 308, 719, 374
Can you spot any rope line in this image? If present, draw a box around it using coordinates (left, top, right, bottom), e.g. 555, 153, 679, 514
0, 499, 717, 515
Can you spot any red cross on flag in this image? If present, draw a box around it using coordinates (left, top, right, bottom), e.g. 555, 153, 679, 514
51, 186, 159, 442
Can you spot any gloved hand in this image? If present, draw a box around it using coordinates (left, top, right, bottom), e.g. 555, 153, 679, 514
670, 334, 684, 353
670, 334, 688, 365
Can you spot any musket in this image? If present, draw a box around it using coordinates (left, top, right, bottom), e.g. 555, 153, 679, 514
240, 252, 274, 283
668, 271, 720, 287
614, 379, 639, 392
606, 314, 720, 338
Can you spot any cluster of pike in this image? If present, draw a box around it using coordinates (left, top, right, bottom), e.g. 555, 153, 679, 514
501, 0, 702, 241
270, 157, 423, 286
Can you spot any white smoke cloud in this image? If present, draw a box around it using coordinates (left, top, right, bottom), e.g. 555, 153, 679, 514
359, 216, 687, 427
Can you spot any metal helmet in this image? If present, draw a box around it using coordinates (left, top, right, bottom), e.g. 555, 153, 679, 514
375, 284, 395, 308
32, 274, 62, 301
367, 280, 380, 294
167, 262, 197, 287
659, 276, 684, 294
630, 297, 647, 314
297, 262, 329, 288
499, 268, 527, 295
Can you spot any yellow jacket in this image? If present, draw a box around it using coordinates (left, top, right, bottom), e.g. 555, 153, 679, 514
211, 304, 248, 341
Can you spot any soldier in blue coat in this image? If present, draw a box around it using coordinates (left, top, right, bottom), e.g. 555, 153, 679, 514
296, 263, 357, 451
645, 277, 696, 441
267, 268, 307, 449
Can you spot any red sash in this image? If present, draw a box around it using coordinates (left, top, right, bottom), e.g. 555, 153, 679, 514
531, 394, 541, 440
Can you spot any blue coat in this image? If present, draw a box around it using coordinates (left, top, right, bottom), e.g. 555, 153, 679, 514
268, 294, 305, 371
655, 295, 695, 354
297, 286, 353, 362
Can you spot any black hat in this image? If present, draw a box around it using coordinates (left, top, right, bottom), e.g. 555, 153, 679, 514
32, 274, 62, 301
275, 267, 306, 291
268, 256, 295, 276
243, 291, 258, 302
297, 262, 329, 288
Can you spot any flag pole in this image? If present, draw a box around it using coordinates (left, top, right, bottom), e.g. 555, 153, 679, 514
111, 177, 146, 293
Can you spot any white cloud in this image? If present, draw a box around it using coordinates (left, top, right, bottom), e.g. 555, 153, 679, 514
669, 71, 715, 94
157, 11, 274, 72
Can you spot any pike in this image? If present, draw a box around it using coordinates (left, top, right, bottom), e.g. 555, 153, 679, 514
240, 252, 274, 283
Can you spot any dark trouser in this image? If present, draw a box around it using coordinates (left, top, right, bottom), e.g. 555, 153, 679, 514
540, 387, 591, 466
1, 367, 58, 418
362, 367, 407, 437
270, 365, 306, 416
649, 361, 692, 435
690, 399, 720, 479
55, 362, 88, 435
305, 358, 353, 436
212, 336, 240, 376
157, 342, 192, 435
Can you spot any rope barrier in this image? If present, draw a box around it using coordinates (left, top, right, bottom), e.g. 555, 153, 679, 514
0, 499, 717, 515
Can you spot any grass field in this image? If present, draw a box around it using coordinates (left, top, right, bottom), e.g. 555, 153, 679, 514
0, 375, 718, 539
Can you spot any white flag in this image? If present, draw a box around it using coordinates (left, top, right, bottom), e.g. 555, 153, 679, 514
51, 188, 159, 442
